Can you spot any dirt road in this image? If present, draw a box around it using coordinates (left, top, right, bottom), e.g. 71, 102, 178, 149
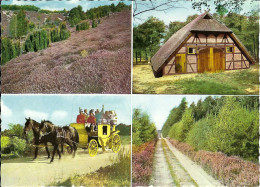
151, 138, 221, 186
150, 139, 175, 186
1, 145, 130, 187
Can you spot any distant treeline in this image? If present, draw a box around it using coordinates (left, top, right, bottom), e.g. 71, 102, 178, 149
2, 5, 67, 14
1, 22, 70, 65
162, 96, 259, 162
68, 2, 130, 26
116, 123, 131, 136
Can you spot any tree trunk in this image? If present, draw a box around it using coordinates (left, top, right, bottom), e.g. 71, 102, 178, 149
145, 49, 148, 62
136, 51, 138, 65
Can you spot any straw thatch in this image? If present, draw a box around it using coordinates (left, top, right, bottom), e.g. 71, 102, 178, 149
151, 12, 255, 77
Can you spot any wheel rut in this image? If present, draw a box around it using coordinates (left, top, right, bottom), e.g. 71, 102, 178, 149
150, 138, 175, 187
161, 139, 197, 186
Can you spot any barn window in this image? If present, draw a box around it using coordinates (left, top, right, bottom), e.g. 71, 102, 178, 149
188, 47, 196, 54
226, 47, 234, 53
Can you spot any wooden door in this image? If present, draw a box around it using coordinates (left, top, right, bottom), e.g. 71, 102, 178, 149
175, 54, 186, 73
198, 48, 210, 73
198, 48, 224, 73
213, 48, 225, 72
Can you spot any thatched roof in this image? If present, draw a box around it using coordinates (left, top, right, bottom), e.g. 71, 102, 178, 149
151, 12, 255, 77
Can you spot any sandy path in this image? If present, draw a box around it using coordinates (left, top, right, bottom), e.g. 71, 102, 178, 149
165, 138, 222, 186
1, 145, 130, 187
162, 139, 196, 186
150, 139, 175, 186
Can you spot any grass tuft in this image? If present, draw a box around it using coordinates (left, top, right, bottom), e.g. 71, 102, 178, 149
52, 147, 131, 186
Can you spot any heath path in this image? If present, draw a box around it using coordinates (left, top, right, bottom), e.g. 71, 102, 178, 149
151, 137, 221, 187
1, 145, 130, 187
150, 138, 175, 186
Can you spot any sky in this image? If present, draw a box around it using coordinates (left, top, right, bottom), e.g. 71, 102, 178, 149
132, 95, 218, 130
2, 0, 132, 11
1, 95, 131, 130
133, 0, 259, 25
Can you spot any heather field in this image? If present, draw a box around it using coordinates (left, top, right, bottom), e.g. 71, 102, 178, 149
2, 10, 131, 94
168, 138, 259, 186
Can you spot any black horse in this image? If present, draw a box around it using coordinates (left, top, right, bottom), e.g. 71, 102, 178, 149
40, 120, 79, 162
23, 117, 50, 159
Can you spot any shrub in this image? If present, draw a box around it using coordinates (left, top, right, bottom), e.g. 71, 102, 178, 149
1, 136, 11, 150
132, 141, 157, 186
92, 19, 97, 28
169, 138, 259, 186
12, 136, 27, 156
1, 37, 21, 65
76, 22, 90, 31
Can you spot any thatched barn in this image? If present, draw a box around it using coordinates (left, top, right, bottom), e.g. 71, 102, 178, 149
151, 12, 256, 77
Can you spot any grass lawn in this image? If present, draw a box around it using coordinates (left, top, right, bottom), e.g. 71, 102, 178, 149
133, 64, 259, 95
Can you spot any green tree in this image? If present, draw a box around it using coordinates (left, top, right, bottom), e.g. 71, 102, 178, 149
16, 9, 28, 38
9, 14, 17, 38
133, 108, 157, 145
162, 97, 187, 137
207, 97, 259, 161
68, 5, 86, 26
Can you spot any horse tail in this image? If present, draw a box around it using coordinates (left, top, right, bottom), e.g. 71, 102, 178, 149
74, 127, 79, 143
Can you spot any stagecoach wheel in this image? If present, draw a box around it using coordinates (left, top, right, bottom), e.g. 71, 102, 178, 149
88, 139, 98, 157
112, 134, 121, 153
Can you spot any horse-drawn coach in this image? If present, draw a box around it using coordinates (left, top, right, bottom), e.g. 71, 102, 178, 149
23, 108, 121, 162
70, 121, 121, 157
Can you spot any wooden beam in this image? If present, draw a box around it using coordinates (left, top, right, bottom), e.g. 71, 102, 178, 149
156, 33, 193, 76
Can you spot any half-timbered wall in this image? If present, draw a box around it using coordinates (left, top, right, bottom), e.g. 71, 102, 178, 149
163, 33, 250, 75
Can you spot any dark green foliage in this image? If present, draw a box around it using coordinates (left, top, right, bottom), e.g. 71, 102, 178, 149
2, 124, 24, 138
206, 97, 259, 162
9, 14, 17, 38
2, 5, 40, 11
68, 5, 86, 26
133, 109, 157, 145
28, 22, 35, 31
162, 98, 187, 137
24, 24, 70, 53
164, 96, 259, 162
9, 10, 29, 38
16, 10, 28, 38
76, 22, 90, 31
92, 19, 97, 28
133, 17, 165, 63
116, 123, 131, 136
1, 37, 21, 65
85, 3, 130, 20
168, 108, 195, 142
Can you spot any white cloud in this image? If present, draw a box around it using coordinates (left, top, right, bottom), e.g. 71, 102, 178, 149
1, 101, 13, 118
51, 110, 68, 120
11, 0, 30, 6
66, 0, 78, 4
40, 6, 63, 11
24, 110, 49, 121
